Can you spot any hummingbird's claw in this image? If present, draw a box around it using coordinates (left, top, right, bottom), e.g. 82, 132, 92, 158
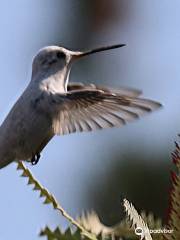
31, 153, 41, 165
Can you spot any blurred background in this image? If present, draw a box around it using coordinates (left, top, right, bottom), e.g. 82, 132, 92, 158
0, 1, 180, 239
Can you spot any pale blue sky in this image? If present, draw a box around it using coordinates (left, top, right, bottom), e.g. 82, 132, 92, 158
0, 1, 180, 239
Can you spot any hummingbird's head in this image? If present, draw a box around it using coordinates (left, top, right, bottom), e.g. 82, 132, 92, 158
32, 46, 71, 79
31, 44, 126, 86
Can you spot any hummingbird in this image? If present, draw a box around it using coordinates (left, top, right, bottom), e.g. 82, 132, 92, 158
0, 44, 161, 169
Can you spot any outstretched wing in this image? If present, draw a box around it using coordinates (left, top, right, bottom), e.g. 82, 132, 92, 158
50, 83, 161, 135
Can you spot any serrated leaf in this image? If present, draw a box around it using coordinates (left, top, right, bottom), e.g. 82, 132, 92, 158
33, 182, 42, 191
77, 211, 113, 236
40, 227, 84, 240
77, 209, 164, 239
21, 170, 29, 177
16, 162, 23, 170
54, 227, 61, 235
27, 177, 34, 185
124, 199, 152, 240
16, 162, 97, 240
44, 197, 52, 205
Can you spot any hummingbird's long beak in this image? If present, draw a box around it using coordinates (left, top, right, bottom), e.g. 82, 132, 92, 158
72, 44, 126, 59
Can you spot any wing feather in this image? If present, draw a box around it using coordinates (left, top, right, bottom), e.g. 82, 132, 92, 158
67, 82, 142, 97
50, 83, 161, 135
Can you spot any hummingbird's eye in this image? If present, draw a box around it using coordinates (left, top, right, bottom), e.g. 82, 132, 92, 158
41, 59, 48, 65
56, 51, 66, 59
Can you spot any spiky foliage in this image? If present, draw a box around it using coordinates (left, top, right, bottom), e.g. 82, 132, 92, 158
123, 199, 152, 240
77, 210, 137, 239
16, 161, 165, 240
140, 212, 162, 231
77, 211, 114, 236
40, 227, 118, 240
77, 210, 134, 238
16, 161, 97, 240
77, 207, 163, 240
166, 141, 180, 239
16, 140, 180, 240
40, 227, 83, 240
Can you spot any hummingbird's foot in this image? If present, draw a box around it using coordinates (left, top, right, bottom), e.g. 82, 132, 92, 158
31, 153, 41, 165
